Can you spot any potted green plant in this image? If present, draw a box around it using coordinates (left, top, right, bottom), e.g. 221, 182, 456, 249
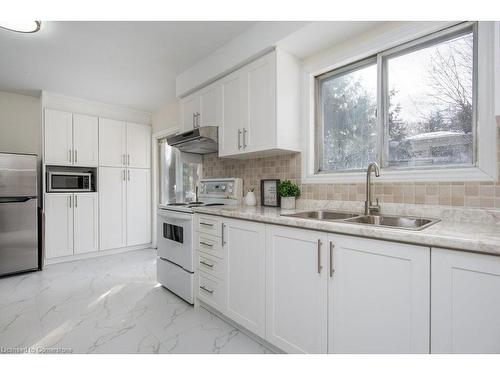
278, 180, 301, 210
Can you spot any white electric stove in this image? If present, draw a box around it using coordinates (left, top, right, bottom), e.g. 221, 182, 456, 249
156, 178, 242, 303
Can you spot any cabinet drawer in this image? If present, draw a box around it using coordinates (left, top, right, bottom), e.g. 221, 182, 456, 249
197, 251, 225, 280
196, 214, 223, 237
195, 231, 224, 259
197, 271, 226, 312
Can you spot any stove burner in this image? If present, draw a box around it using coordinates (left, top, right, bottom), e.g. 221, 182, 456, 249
167, 203, 188, 206
204, 203, 224, 206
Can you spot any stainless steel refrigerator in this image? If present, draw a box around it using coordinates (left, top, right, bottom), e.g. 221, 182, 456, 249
0, 152, 39, 276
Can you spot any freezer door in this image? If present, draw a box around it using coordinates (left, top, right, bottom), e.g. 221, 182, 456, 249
0, 197, 38, 275
0, 153, 37, 197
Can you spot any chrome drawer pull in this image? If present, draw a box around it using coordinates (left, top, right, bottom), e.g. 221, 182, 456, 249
200, 241, 213, 248
317, 239, 322, 274
200, 261, 214, 268
200, 285, 214, 294
329, 241, 335, 277
199, 222, 214, 227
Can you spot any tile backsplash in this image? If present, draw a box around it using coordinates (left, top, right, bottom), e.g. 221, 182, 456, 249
202, 121, 500, 209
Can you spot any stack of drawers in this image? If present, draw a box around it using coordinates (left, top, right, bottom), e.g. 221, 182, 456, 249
195, 214, 227, 312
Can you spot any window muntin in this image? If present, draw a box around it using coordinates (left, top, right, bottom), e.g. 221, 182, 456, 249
316, 59, 377, 172
315, 23, 477, 175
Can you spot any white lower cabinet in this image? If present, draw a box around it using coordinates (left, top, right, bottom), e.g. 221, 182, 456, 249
431, 248, 500, 353
224, 218, 266, 337
265, 225, 328, 353
328, 235, 430, 353
45, 193, 98, 259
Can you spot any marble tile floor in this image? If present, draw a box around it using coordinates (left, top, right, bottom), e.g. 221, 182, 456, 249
0, 249, 270, 354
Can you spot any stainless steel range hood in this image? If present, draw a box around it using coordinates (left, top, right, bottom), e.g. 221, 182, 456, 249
166, 126, 218, 154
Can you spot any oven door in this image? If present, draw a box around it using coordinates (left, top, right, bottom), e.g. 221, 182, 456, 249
157, 209, 194, 272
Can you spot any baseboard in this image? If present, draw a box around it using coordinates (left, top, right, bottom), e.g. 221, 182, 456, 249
44, 243, 154, 265
198, 301, 284, 354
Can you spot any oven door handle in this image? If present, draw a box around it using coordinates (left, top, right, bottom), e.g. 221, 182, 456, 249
157, 211, 193, 221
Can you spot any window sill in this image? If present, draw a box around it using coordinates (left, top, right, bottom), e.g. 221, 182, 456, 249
302, 166, 496, 184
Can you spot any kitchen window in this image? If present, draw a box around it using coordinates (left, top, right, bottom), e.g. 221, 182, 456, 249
311, 21, 496, 182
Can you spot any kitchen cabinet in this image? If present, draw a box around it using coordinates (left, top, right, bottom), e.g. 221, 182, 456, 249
45, 193, 74, 258
180, 82, 223, 132
126, 168, 151, 246
72, 114, 98, 167
224, 218, 266, 337
265, 225, 328, 353
99, 119, 151, 169
98, 167, 127, 250
431, 248, 500, 353
44, 109, 98, 166
99, 118, 127, 167
45, 193, 98, 259
328, 235, 430, 353
218, 49, 301, 158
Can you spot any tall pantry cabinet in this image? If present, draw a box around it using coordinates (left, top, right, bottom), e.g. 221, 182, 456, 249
99, 119, 151, 250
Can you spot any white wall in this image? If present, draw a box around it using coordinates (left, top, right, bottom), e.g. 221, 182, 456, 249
0, 91, 41, 156
152, 98, 180, 134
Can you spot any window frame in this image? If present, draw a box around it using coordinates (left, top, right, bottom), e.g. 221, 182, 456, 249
305, 21, 496, 183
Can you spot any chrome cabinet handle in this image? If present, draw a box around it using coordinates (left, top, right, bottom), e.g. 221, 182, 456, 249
238, 129, 242, 150
75, 195, 78, 208
74, 149, 77, 163
221, 223, 225, 246
122, 170, 125, 181
200, 260, 214, 268
243, 128, 247, 149
69, 150, 72, 163
127, 170, 130, 181
194, 112, 200, 128
199, 241, 213, 248
122, 154, 126, 165
199, 222, 213, 227
127, 154, 130, 166
200, 285, 214, 294
317, 239, 323, 274
329, 241, 335, 277
68, 195, 72, 208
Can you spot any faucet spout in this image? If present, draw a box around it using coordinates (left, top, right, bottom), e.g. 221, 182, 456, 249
365, 162, 381, 216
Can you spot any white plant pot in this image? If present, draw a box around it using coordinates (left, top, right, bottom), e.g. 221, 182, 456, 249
281, 196, 296, 210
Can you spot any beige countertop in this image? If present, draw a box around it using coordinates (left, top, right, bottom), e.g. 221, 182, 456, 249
193, 205, 500, 256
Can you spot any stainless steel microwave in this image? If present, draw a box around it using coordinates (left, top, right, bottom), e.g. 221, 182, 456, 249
47, 171, 92, 192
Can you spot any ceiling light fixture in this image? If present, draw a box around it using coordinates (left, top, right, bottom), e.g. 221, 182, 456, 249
0, 21, 41, 33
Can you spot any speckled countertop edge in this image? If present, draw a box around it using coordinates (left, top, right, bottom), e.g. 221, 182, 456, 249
192, 205, 500, 256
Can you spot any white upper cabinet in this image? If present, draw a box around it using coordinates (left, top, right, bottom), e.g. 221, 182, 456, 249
73, 193, 99, 255
99, 118, 127, 167
126, 168, 151, 246
431, 248, 500, 353
224, 218, 266, 337
45, 109, 73, 165
126, 122, 151, 169
180, 82, 223, 132
44, 109, 98, 166
218, 49, 301, 158
73, 114, 98, 167
328, 234, 430, 354
266, 225, 328, 354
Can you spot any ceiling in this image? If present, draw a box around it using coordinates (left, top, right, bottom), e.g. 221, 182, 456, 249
0, 21, 257, 112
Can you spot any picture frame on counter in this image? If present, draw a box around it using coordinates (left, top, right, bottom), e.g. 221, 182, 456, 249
261, 179, 280, 207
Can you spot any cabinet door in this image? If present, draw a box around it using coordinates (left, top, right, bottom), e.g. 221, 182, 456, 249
99, 118, 127, 167
44, 109, 73, 165
224, 218, 266, 337
180, 93, 200, 132
328, 235, 430, 353
126, 168, 151, 246
244, 52, 276, 152
219, 72, 244, 157
73, 193, 98, 254
266, 225, 328, 353
73, 114, 98, 167
126, 122, 151, 169
199, 83, 222, 127
431, 248, 500, 353
98, 167, 127, 250
45, 193, 73, 259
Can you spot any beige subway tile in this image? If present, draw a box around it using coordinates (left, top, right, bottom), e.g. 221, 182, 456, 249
465, 182, 480, 196
451, 196, 465, 206
480, 197, 494, 208
426, 184, 439, 195
383, 184, 393, 195
465, 196, 480, 208
480, 184, 494, 197
451, 184, 465, 198
425, 195, 439, 205
439, 196, 451, 206
415, 195, 425, 204
439, 184, 451, 198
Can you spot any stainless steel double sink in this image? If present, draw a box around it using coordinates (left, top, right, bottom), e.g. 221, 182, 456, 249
281, 210, 440, 230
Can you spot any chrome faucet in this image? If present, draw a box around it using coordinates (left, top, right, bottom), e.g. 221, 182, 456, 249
365, 162, 380, 216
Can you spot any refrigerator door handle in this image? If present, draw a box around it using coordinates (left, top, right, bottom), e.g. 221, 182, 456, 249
0, 197, 33, 203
